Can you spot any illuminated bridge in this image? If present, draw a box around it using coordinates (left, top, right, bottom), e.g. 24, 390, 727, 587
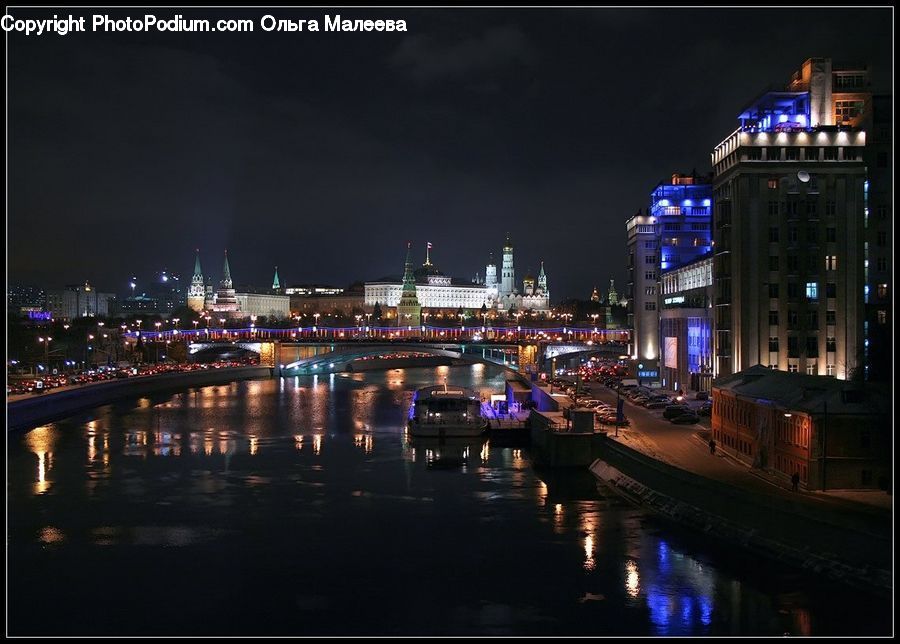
123, 326, 630, 376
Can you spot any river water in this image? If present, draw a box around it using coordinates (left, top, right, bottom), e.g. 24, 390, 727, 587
7, 365, 891, 635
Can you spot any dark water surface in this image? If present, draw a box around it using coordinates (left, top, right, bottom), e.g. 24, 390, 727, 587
7, 366, 891, 635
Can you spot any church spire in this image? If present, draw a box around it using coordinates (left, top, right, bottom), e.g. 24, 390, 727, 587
221, 250, 232, 289
193, 249, 202, 278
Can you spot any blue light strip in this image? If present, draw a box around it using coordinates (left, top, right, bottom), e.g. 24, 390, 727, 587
122, 326, 631, 341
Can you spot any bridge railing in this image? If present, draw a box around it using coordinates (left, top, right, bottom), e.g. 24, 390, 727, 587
124, 325, 630, 345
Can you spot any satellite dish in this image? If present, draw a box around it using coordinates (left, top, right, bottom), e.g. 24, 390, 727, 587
797, 170, 810, 183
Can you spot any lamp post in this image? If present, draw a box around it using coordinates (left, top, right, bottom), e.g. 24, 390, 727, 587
314, 313, 320, 338
37, 336, 52, 373
86, 333, 94, 369
155, 321, 162, 362
615, 384, 622, 437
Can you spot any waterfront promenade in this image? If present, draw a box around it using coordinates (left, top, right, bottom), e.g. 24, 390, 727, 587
574, 380, 892, 591
7, 365, 272, 432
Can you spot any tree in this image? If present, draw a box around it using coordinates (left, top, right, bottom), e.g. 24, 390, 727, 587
373, 302, 383, 321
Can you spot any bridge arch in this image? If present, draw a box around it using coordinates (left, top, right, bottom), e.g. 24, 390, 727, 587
280, 342, 520, 375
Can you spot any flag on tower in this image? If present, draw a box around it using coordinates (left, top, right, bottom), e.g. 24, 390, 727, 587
427, 242, 432, 249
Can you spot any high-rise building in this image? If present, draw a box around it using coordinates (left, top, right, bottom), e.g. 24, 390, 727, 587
187, 249, 206, 312
148, 269, 185, 313
46, 281, 115, 320
711, 58, 867, 380
626, 209, 658, 364
8, 285, 46, 316
862, 94, 891, 381
652, 173, 714, 392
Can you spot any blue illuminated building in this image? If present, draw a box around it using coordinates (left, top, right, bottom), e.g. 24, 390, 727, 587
736, 91, 810, 133
650, 173, 713, 272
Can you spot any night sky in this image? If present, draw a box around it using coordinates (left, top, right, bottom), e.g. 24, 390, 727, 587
8, 7, 893, 299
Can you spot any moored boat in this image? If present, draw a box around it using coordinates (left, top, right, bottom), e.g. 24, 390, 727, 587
407, 385, 489, 437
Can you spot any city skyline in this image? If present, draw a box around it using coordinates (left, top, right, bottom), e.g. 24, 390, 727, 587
8, 8, 892, 299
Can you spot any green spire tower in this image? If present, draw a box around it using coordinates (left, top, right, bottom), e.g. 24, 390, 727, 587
396, 242, 421, 329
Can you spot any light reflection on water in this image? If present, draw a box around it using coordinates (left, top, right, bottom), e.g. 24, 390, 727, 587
7, 365, 891, 636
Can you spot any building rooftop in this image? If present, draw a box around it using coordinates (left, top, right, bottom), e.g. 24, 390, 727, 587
713, 366, 889, 416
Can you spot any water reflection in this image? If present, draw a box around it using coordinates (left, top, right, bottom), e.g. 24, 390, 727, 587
406, 435, 487, 471
7, 366, 891, 636
24, 426, 57, 495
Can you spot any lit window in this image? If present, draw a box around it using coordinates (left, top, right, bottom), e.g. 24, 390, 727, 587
825, 255, 837, 271
768, 178, 778, 190
877, 283, 888, 299
877, 310, 886, 324
826, 364, 835, 376
805, 282, 818, 300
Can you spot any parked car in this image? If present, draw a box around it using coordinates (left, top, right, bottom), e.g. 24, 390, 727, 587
663, 405, 692, 419
695, 391, 710, 401
645, 400, 669, 409
697, 402, 713, 417
670, 412, 700, 424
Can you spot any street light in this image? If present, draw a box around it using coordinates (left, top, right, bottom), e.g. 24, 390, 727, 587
85, 333, 94, 369
154, 322, 162, 363
37, 336, 52, 373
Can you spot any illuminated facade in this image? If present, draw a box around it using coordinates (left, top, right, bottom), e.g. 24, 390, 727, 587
365, 245, 489, 312
711, 59, 866, 379
234, 293, 291, 319
648, 174, 714, 390
364, 239, 550, 315
46, 281, 114, 319
494, 236, 550, 313
659, 255, 714, 392
202, 250, 290, 319
626, 209, 658, 364
861, 94, 892, 381
711, 365, 890, 490
651, 174, 713, 272
500, 234, 515, 296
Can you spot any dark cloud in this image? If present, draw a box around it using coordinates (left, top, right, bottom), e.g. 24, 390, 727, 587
390, 25, 537, 83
